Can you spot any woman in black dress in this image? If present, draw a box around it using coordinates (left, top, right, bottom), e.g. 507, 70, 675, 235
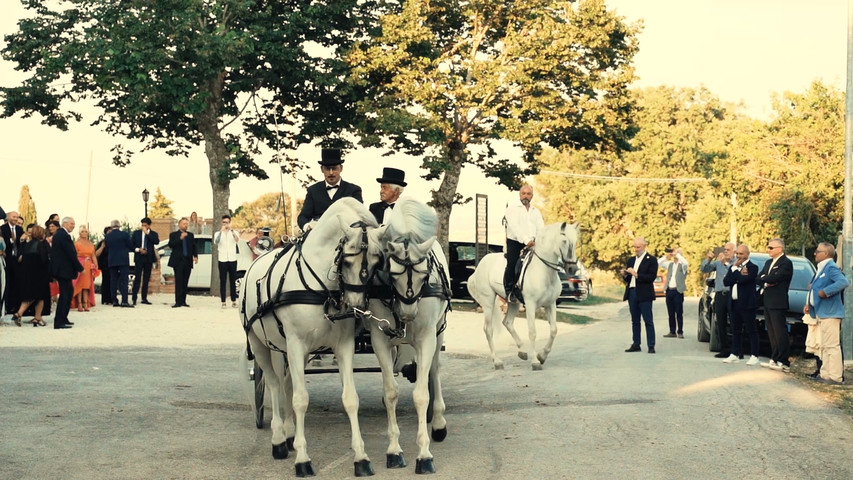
12, 225, 51, 326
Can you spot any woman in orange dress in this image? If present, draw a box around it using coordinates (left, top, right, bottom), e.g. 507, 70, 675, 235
71, 225, 100, 311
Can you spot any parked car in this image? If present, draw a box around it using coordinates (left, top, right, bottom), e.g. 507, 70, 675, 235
448, 241, 504, 299
557, 261, 593, 303
653, 269, 666, 297
696, 252, 816, 353
156, 234, 255, 290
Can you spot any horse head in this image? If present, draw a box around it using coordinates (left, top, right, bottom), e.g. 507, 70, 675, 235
378, 198, 441, 321
557, 222, 580, 273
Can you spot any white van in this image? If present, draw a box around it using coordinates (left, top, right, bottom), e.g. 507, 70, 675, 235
156, 234, 255, 289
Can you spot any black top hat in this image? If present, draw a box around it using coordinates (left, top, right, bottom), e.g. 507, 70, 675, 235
319, 148, 344, 166
376, 167, 407, 187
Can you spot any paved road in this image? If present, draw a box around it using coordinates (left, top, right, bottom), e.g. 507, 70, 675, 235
1, 298, 851, 479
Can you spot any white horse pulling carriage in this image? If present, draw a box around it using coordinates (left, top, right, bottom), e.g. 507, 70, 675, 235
240, 198, 383, 477
240, 197, 450, 476
467, 222, 579, 370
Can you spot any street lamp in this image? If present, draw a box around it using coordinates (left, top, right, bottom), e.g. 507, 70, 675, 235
142, 188, 149, 217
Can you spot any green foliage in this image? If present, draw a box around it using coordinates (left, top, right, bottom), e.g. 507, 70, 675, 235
148, 187, 175, 219
231, 192, 301, 242
347, 0, 641, 251
17, 185, 37, 226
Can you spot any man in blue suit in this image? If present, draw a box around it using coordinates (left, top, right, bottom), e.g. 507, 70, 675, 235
722, 244, 760, 366
804, 242, 848, 384
50, 216, 84, 328
622, 237, 658, 354
131, 217, 160, 305
297, 148, 363, 232
105, 220, 135, 308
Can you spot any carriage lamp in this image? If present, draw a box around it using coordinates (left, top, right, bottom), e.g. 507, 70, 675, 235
142, 188, 150, 217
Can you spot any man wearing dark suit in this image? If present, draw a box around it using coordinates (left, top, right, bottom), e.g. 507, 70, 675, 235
1, 210, 25, 316
622, 237, 659, 353
50, 216, 84, 329
369, 167, 406, 224
169, 217, 197, 308
722, 244, 761, 365
105, 220, 135, 308
131, 217, 160, 305
757, 238, 794, 370
297, 148, 363, 231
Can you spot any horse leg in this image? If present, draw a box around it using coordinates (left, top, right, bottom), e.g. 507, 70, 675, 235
537, 303, 559, 366
525, 306, 542, 370
369, 323, 405, 468
274, 352, 296, 451
482, 295, 505, 369
501, 302, 526, 361
429, 330, 447, 442
284, 340, 315, 476
333, 325, 373, 477
412, 330, 438, 474
251, 341, 289, 459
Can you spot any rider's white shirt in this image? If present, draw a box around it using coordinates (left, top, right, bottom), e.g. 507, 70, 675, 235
503, 200, 544, 245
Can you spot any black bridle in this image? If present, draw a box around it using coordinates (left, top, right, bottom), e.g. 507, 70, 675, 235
332, 221, 375, 296
385, 239, 433, 305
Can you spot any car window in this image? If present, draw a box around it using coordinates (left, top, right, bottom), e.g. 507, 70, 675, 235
790, 260, 815, 290
196, 238, 212, 255
456, 245, 476, 261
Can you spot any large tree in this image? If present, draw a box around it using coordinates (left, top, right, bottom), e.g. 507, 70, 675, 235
2, 0, 373, 288
348, 0, 640, 251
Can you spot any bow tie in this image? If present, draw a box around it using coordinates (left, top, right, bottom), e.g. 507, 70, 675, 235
381, 203, 394, 210
326, 184, 339, 191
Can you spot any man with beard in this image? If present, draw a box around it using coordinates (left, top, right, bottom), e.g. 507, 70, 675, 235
501, 185, 544, 304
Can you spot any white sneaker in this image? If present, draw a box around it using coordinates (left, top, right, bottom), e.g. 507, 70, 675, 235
760, 360, 776, 368
232, 302, 238, 308
221, 303, 227, 309
722, 354, 739, 364
769, 363, 791, 372
746, 356, 760, 366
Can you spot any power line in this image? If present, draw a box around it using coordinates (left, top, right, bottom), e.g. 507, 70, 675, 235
539, 169, 709, 183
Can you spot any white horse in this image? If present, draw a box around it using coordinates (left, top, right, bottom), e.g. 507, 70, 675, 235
240, 198, 384, 477
467, 222, 579, 370
363, 198, 449, 474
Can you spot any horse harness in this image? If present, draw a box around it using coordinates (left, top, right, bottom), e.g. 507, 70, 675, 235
241, 222, 375, 358
516, 233, 577, 295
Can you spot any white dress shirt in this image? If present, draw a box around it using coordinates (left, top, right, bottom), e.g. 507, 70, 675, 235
503, 200, 544, 245
214, 229, 240, 262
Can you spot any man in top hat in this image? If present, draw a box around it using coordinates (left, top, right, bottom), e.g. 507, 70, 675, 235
297, 148, 363, 231
369, 167, 406, 225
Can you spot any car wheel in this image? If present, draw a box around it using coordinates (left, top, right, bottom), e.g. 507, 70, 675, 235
697, 301, 710, 342
709, 310, 721, 352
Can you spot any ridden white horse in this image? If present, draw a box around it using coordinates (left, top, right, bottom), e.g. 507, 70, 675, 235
467, 222, 579, 370
363, 198, 449, 474
240, 198, 384, 477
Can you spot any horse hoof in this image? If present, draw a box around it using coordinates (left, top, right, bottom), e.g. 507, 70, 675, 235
537, 353, 547, 364
295, 461, 315, 477
386, 453, 407, 469
494, 362, 504, 370
415, 458, 436, 474
354, 459, 375, 477
517, 352, 528, 360
431, 427, 447, 442
286, 437, 295, 451
532, 363, 543, 371
272, 442, 289, 459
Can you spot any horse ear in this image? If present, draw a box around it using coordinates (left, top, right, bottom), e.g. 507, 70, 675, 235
386, 241, 402, 256
560, 222, 567, 233
416, 237, 435, 255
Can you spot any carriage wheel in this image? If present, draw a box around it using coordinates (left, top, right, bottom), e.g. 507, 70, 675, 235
253, 360, 265, 429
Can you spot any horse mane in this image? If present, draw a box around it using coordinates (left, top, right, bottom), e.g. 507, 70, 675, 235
314, 197, 379, 234
384, 197, 437, 244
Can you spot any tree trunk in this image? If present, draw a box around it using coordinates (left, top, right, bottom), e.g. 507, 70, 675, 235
197, 73, 230, 297
431, 143, 465, 259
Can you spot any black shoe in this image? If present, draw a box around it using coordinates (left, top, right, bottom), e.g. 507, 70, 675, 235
172, 304, 182, 308
625, 344, 641, 352
121, 303, 134, 308
54, 324, 72, 329
677, 333, 684, 339
648, 347, 656, 354
65, 321, 75, 326
113, 303, 121, 307
663, 333, 677, 338
182, 303, 190, 307
140, 300, 152, 305
714, 352, 730, 358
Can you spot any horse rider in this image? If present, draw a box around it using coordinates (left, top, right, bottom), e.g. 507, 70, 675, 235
369, 167, 406, 225
297, 148, 363, 232
502, 185, 544, 303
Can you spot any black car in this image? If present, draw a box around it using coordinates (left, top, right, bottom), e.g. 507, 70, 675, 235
697, 252, 816, 352
448, 241, 503, 299
557, 261, 593, 303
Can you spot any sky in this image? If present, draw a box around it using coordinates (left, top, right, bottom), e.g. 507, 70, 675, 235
0, 0, 848, 242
